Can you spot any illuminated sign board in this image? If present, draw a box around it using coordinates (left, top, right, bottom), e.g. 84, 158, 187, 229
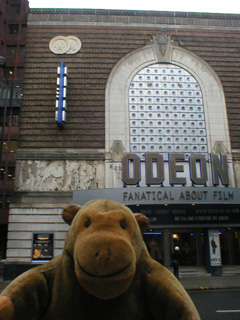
121, 153, 229, 187
56, 61, 67, 129
32, 233, 54, 261
73, 187, 239, 206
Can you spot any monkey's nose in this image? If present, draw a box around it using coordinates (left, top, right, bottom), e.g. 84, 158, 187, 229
95, 249, 111, 263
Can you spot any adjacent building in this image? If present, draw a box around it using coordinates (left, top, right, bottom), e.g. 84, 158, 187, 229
3, 8, 240, 278
0, 0, 28, 262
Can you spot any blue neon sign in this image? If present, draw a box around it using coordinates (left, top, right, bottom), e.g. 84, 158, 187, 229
56, 62, 67, 129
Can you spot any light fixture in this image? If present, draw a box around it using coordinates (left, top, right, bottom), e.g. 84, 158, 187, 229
143, 232, 162, 235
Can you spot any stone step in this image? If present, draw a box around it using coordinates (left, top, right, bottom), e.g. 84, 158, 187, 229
222, 266, 240, 275
179, 267, 209, 277
167, 266, 209, 277
168, 266, 240, 277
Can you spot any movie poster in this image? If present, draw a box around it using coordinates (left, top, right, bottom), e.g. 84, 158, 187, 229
32, 233, 54, 261
208, 229, 222, 266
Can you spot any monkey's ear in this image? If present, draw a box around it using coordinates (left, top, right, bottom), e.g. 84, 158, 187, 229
62, 204, 81, 225
134, 214, 149, 233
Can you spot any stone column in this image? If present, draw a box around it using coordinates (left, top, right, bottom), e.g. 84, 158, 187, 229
163, 230, 171, 267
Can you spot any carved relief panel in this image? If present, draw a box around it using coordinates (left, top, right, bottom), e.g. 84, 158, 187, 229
15, 160, 105, 192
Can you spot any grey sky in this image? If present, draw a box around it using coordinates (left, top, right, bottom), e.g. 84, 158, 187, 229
29, 0, 240, 15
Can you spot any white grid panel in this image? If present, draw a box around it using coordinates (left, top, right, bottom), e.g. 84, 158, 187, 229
129, 63, 208, 160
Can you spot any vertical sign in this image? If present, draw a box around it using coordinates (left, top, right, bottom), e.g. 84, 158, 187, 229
208, 229, 222, 266
56, 62, 67, 129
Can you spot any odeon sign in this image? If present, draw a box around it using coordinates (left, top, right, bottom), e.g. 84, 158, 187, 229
121, 153, 229, 187
73, 153, 239, 207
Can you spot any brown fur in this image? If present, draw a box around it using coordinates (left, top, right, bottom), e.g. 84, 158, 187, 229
0, 199, 200, 320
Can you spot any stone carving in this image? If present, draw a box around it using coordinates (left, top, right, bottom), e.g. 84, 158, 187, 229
213, 141, 227, 154
152, 33, 170, 56
49, 36, 70, 54
150, 33, 171, 62
49, 36, 81, 55
66, 36, 82, 54
15, 160, 104, 192
109, 140, 125, 162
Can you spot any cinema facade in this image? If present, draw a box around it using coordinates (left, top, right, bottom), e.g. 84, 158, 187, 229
4, 8, 240, 278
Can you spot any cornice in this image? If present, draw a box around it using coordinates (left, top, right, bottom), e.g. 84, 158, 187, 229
29, 8, 240, 20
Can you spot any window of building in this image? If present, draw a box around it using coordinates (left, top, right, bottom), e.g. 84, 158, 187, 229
13, 86, 22, 99
129, 63, 207, 160
21, 24, 27, 34
6, 45, 17, 56
2, 141, 8, 153
7, 167, 16, 180
12, 113, 20, 127
0, 167, 16, 181
10, 5, 21, 14
0, 168, 5, 180
8, 24, 19, 34
19, 45, 25, 56
9, 140, 18, 153
16, 67, 24, 78
0, 110, 9, 127
0, 86, 10, 99
2, 140, 18, 153
0, 107, 20, 127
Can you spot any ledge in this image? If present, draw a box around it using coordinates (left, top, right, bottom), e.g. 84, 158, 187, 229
9, 191, 72, 206
15, 148, 105, 160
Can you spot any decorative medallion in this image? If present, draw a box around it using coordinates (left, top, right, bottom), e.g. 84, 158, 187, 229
66, 36, 82, 54
49, 36, 81, 55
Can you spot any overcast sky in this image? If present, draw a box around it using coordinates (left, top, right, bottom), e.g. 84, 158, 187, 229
29, 0, 240, 15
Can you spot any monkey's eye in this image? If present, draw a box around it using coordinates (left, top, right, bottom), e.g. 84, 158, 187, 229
120, 220, 127, 230
84, 218, 91, 228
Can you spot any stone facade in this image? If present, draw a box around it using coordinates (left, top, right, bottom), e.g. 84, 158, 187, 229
4, 9, 240, 276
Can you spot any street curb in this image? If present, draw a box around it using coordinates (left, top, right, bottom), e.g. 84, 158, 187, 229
185, 286, 240, 291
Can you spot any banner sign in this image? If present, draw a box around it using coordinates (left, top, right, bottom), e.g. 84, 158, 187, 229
73, 188, 240, 226
73, 187, 240, 206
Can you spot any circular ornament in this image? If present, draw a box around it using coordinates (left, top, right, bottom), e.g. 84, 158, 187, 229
66, 36, 82, 54
49, 36, 70, 54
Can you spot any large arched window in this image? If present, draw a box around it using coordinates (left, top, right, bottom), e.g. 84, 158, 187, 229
129, 63, 207, 160
105, 39, 233, 187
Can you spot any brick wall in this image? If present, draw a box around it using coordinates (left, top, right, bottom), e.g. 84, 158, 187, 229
19, 11, 240, 149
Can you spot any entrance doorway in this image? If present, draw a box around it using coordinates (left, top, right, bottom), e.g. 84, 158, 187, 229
172, 233, 196, 265
143, 230, 206, 267
219, 228, 240, 265
142, 228, 240, 267
171, 230, 206, 266
143, 232, 164, 265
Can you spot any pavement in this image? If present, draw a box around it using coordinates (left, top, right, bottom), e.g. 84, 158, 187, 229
1, 273, 240, 293
180, 274, 240, 291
